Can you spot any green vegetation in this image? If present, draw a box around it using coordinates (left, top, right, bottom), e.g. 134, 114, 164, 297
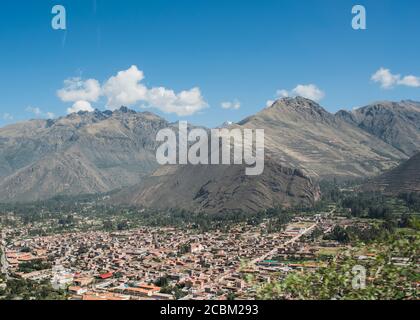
17, 260, 52, 274
257, 233, 419, 300
324, 221, 397, 244
0, 278, 67, 300
160, 284, 188, 300
0, 197, 305, 235
155, 276, 188, 299
399, 192, 420, 211
1, 187, 419, 301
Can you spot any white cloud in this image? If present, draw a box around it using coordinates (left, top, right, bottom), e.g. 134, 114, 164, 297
221, 99, 241, 110
144, 86, 207, 116
399, 75, 420, 87
266, 100, 275, 107
371, 68, 420, 89
67, 100, 94, 114
57, 77, 101, 102
2, 113, 13, 121
371, 68, 400, 89
58, 66, 208, 116
291, 84, 325, 101
102, 65, 147, 109
26, 106, 55, 119
266, 84, 325, 106
276, 89, 289, 98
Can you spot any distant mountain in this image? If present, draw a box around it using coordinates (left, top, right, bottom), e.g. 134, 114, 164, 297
1, 97, 418, 209
237, 97, 406, 180
112, 158, 321, 214
111, 97, 415, 213
0, 107, 168, 202
336, 100, 420, 156
362, 152, 420, 194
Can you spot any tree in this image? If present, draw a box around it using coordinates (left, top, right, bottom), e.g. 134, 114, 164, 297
399, 213, 411, 228
103, 220, 114, 231
155, 276, 170, 287
117, 220, 129, 231
325, 226, 350, 244
227, 292, 236, 300
257, 236, 419, 300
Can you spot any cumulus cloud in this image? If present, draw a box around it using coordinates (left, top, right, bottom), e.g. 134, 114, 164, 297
57, 77, 101, 102
371, 68, 420, 89
102, 65, 207, 116
26, 106, 55, 119
291, 84, 325, 101
58, 66, 207, 116
102, 65, 147, 108
221, 99, 241, 110
266, 84, 325, 106
276, 89, 289, 98
398, 75, 420, 87
144, 86, 206, 116
371, 68, 400, 89
67, 100, 94, 114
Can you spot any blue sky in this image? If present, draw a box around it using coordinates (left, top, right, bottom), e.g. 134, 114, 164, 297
0, 0, 419, 128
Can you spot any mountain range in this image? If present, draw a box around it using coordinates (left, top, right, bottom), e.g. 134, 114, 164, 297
113, 158, 321, 214
0, 97, 419, 212
238, 97, 407, 180
336, 100, 420, 157
0, 108, 168, 202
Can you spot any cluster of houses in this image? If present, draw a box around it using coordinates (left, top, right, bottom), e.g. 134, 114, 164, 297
2, 213, 393, 300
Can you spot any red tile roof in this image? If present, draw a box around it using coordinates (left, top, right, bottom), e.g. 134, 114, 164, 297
99, 272, 113, 279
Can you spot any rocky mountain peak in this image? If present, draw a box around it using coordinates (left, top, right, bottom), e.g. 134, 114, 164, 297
114, 106, 137, 114
335, 100, 420, 156
263, 96, 334, 124
0, 98, 418, 206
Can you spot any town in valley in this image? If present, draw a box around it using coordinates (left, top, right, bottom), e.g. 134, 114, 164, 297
1, 188, 419, 300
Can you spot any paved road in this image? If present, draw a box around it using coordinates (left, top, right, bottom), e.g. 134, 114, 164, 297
250, 222, 318, 265
215, 222, 319, 283
249, 205, 336, 266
